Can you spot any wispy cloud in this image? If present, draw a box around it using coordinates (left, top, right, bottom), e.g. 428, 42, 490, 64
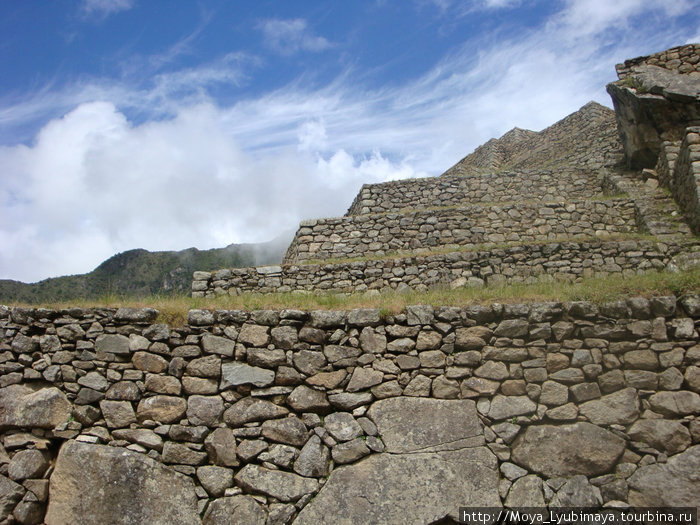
260, 18, 333, 55
81, 0, 135, 18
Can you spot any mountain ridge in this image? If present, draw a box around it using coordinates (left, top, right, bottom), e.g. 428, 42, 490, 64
0, 234, 291, 303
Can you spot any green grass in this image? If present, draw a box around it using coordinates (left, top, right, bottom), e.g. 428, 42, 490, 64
7, 268, 699, 327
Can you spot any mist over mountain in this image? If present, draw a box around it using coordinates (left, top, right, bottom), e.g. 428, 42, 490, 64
0, 231, 292, 303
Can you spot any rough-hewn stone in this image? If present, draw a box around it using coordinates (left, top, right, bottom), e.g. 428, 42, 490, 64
45, 441, 199, 525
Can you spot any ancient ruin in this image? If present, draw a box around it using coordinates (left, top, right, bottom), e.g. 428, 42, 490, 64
1, 44, 699, 524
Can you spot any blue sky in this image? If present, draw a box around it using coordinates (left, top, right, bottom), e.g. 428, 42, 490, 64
1, 0, 699, 282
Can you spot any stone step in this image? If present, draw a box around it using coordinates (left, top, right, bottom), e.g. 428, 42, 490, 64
603, 169, 694, 238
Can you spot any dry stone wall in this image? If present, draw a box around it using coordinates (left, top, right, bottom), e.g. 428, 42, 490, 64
1, 297, 700, 523
194, 238, 697, 297
666, 127, 700, 234
615, 43, 700, 79
346, 169, 602, 216
284, 199, 637, 264
443, 102, 623, 178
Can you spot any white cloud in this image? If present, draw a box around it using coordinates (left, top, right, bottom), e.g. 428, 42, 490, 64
0, 102, 420, 282
260, 19, 333, 55
1, 1, 698, 281
81, 0, 134, 18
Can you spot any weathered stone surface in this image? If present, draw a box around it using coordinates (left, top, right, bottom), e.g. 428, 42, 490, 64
270, 326, 298, 349
197, 465, 233, 497
238, 324, 270, 347
201, 334, 235, 357
306, 370, 346, 389
234, 464, 319, 502
45, 441, 199, 525
324, 412, 363, 442
494, 319, 529, 338
540, 380, 569, 406
648, 391, 700, 416
203, 495, 266, 525
0, 385, 71, 430
328, 392, 373, 410
220, 362, 275, 389
0, 474, 25, 517
579, 387, 640, 425
287, 385, 331, 413
359, 327, 387, 354
505, 475, 545, 508
406, 305, 434, 325
487, 395, 537, 421
8, 449, 49, 481
186, 395, 223, 426
136, 395, 187, 424
100, 400, 137, 428
111, 428, 163, 450
293, 350, 327, 375
77, 371, 110, 391
246, 348, 286, 368
368, 397, 483, 453
512, 422, 626, 477
627, 419, 691, 455
162, 441, 208, 465
204, 427, 238, 467
294, 435, 331, 477
427, 376, 457, 399
144, 374, 181, 395
332, 438, 370, 464
115, 307, 158, 323
223, 397, 288, 426
132, 352, 168, 373
550, 475, 602, 507
185, 355, 221, 377
296, 447, 499, 524
628, 445, 700, 508
346, 368, 384, 392
261, 416, 309, 447
95, 334, 130, 355
106, 381, 141, 401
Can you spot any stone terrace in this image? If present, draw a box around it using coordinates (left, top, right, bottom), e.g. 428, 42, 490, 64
193, 46, 699, 298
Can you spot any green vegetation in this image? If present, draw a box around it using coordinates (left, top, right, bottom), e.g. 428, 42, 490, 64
9, 268, 699, 327
0, 240, 287, 304
618, 77, 649, 94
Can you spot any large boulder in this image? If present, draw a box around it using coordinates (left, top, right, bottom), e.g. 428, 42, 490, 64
511, 422, 626, 477
0, 385, 71, 430
627, 445, 700, 508
45, 441, 200, 525
367, 397, 483, 453
607, 65, 700, 169
295, 447, 499, 524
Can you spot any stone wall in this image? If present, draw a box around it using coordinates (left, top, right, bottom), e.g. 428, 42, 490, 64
285, 199, 637, 264
442, 102, 623, 178
656, 140, 681, 189
615, 43, 700, 79
669, 127, 700, 234
345, 169, 602, 216
194, 238, 697, 297
1, 297, 700, 523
